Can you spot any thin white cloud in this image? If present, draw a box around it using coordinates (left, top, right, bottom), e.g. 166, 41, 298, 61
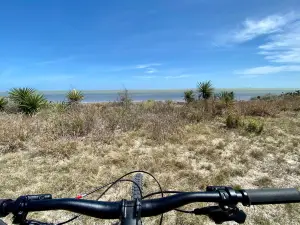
232, 12, 300, 76
258, 21, 300, 64
135, 63, 161, 69
145, 68, 158, 74
236, 65, 300, 76
232, 13, 297, 43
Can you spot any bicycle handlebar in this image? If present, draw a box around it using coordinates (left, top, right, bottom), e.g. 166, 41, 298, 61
246, 188, 300, 205
1, 188, 300, 220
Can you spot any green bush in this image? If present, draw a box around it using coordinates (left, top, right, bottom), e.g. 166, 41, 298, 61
218, 91, 235, 106
183, 90, 195, 103
226, 114, 240, 129
245, 118, 264, 134
0, 97, 8, 110
8, 88, 48, 115
66, 89, 84, 104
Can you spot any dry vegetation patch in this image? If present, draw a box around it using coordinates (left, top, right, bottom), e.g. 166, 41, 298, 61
1, 99, 300, 224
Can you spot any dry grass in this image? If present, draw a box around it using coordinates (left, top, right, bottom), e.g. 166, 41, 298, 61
1, 99, 300, 225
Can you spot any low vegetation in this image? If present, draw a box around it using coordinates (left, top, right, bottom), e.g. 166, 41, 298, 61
197, 80, 214, 100
66, 89, 84, 104
8, 87, 48, 114
184, 90, 195, 103
0, 97, 8, 110
0, 84, 300, 224
217, 91, 235, 106
225, 113, 241, 129
244, 118, 264, 134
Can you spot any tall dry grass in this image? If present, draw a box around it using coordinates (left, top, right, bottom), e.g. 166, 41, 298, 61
0, 98, 300, 224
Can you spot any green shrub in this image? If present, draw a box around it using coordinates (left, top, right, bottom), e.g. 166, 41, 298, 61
183, 90, 195, 103
217, 91, 235, 106
225, 114, 240, 129
66, 89, 84, 104
245, 118, 264, 134
8, 88, 48, 115
0, 97, 8, 110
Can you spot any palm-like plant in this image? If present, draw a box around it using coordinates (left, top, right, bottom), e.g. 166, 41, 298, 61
197, 81, 214, 100
19, 93, 48, 114
8, 87, 48, 114
66, 89, 84, 104
184, 90, 195, 103
0, 97, 8, 110
9, 88, 35, 104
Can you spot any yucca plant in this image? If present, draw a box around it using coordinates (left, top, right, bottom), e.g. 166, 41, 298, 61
218, 91, 235, 106
9, 88, 35, 104
8, 87, 48, 115
19, 93, 48, 114
197, 81, 214, 100
184, 90, 195, 103
66, 89, 84, 104
0, 97, 8, 110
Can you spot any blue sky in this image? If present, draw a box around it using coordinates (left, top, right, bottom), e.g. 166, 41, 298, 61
1, 0, 300, 90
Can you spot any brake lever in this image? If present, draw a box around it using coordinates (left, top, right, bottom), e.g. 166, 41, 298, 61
194, 206, 246, 224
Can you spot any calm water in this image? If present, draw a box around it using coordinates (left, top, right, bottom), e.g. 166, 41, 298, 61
0, 89, 295, 102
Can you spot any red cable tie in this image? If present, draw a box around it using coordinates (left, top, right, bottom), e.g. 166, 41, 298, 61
76, 195, 83, 199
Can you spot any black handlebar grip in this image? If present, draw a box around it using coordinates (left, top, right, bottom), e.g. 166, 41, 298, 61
0, 199, 13, 217
245, 188, 300, 205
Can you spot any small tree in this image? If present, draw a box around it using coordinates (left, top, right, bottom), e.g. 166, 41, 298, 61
197, 81, 214, 111
184, 90, 195, 103
66, 89, 84, 104
197, 81, 214, 100
118, 88, 132, 108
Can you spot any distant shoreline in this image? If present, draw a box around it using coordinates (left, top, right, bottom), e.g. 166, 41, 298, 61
0, 88, 298, 94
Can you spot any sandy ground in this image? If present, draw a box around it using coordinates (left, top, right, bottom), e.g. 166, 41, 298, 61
0, 104, 300, 225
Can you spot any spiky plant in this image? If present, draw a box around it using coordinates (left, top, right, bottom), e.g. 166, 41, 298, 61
66, 89, 84, 104
19, 93, 48, 114
197, 81, 214, 100
8, 88, 35, 104
184, 90, 195, 103
8, 87, 48, 114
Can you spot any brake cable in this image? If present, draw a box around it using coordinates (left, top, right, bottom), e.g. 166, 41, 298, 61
57, 179, 143, 225
57, 170, 163, 225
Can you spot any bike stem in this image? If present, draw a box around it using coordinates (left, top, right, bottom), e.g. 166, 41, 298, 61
120, 199, 142, 225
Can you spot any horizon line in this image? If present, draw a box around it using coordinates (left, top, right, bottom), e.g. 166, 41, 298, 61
0, 87, 299, 94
